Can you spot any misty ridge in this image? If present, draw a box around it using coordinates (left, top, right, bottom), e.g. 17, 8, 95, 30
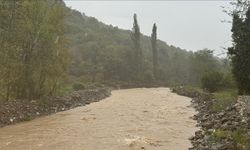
0, 0, 250, 150
66, 4, 230, 90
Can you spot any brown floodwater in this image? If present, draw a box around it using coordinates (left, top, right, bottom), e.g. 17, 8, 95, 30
0, 88, 198, 150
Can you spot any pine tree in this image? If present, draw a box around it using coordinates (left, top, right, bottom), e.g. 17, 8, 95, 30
151, 23, 158, 80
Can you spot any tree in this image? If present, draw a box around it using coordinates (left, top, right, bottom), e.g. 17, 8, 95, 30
151, 23, 158, 80
0, 0, 21, 100
131, 13, 142, 77
228, 5, 250, 94
0, 0, 69, 100
189, 49, 219, 85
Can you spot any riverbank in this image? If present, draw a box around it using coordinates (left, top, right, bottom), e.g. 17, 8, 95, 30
0, 87, 111, 127
172, 86, 250, 150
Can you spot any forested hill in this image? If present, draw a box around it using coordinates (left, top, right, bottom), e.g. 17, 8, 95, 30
64, 7, 229, 87
0, 0, 230, 100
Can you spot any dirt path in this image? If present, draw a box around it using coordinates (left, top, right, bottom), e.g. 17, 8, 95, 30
0, 88, 198, 150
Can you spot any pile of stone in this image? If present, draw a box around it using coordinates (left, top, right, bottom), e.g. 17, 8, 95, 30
172, 87, 250, 150
0, 87, 111, 127
237, 96, 250, 125
190, 96, 250, 150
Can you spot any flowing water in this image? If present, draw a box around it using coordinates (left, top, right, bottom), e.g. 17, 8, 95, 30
0, 88, 198, 150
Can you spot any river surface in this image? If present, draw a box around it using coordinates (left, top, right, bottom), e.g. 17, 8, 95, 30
0, 88, 198, 150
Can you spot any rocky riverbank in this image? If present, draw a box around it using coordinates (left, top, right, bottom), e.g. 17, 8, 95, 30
0, 87, 111, 127
172, 86, 250, 150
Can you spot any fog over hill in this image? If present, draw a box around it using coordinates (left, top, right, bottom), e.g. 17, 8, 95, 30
64, 5, 229, 86
64, 0, 233, 56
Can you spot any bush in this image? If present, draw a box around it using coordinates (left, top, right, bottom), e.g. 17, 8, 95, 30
201, 71, 224, 92
72, 83, 85, 91
221, 73, 236, 89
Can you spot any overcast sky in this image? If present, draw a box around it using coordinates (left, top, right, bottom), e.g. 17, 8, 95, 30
64, 1, 233, 56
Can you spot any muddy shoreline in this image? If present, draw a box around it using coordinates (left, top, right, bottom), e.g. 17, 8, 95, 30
0, 88, 111, 127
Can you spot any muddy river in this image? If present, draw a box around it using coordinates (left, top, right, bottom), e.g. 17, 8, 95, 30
0, 88, 198, 150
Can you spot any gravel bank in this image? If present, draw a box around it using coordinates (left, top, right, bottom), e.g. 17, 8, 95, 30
0, 88, 111, 127
172, 86, 250, 150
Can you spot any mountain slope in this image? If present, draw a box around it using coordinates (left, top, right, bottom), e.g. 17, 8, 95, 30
64, 7, 226, 86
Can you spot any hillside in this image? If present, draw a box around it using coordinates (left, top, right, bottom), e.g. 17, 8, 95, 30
0, 0, 229, 100
64, 8, 227, 87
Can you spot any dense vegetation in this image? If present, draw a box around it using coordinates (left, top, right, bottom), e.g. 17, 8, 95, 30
228, 0, 250, 95
0, 0, 69, 100
0, 0, 234, 101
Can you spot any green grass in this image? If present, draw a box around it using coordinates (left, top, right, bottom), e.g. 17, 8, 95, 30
231, 129, 250, 148
214, 89, 238, 100
211, 129, 250, 149
211, 129, 230, 140
211, 89, 238, 112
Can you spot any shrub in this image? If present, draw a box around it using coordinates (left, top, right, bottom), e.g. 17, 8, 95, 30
201, 71, 224, 92
72, 83, 85, 91
221, 73, 236, 89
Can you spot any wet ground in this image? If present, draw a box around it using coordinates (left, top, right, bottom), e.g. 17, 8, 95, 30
0, 88, 198, 150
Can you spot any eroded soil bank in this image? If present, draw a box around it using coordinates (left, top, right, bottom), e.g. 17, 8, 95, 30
0, 88, 198, 150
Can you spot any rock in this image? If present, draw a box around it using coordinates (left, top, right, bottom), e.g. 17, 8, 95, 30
173, 86, 250, 150
202, 122, 214, 129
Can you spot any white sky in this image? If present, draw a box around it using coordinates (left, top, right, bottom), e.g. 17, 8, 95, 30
64, 0, 233, 56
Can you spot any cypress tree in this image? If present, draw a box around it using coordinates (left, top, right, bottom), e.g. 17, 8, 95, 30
131, 13, 142, 77
151, 23, 158, 80
229, 7, 250, 94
